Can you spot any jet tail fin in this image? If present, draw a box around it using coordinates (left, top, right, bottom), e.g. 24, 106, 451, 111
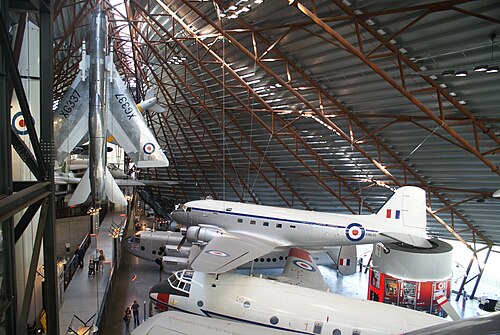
327, 246, 357, 276
69, 169, 91, 206
436, 295, 461, 321
376, 186, 430, 247
104, 169, 127, 206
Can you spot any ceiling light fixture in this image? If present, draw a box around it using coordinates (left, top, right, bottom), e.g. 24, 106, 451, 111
441, 70, 455, 77
455, 70, 468, 77
486, 66, 499, 73
474, 65, 488, 72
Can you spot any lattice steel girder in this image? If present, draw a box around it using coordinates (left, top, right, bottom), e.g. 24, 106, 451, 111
324, 0, 499, 171
131, 12, 310, 208
0, 182, 50, 223
135, 0, 368, 213
122, 14, 257, 203
0, 14, 47, 180
145, 114, 188, 202
175, 0, 492, 246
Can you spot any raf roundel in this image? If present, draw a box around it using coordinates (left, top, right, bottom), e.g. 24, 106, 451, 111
206, 250, 229, 257
143, 142, 155, 155
12, 111, 29, 135
345, 223, 365, 242
292, 259, 315, 272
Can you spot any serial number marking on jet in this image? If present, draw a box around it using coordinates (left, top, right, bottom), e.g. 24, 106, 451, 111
206, 250, 230, 257
59, 89, 81, 118
115, 93, 136, 120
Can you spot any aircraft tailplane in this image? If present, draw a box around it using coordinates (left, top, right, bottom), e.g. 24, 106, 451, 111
68, 169, 91, 206
327, 246, 357, 276
376, 186, 430, 248
68, 168, 128, 206
104, 168, 127, 206
380, 232, 431, 248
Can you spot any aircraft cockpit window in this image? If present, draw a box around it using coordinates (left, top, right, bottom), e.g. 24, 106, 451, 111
186, 207, 191, 212
168, 270, 193, 294
131, 234, 140, 243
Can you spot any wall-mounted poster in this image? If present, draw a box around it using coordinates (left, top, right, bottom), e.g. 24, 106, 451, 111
384, 277, 399, 305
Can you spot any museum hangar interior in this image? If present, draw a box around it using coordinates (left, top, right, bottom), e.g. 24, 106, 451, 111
0, 0, 499, 334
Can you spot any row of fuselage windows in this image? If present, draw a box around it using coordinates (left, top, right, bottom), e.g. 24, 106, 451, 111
237, 218, 296, 229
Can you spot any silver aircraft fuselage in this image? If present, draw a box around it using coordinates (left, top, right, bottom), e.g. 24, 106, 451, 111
88, 8, 107, 205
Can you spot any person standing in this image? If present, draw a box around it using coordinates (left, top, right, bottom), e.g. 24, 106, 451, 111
98, 249, 105, 272
131, 300, 140, 327
123, 307, 132, 334
74, 246, 84, 269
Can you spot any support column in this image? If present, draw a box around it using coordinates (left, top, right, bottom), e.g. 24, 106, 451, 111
40, 4, 59, 334
0, 2, 17, 333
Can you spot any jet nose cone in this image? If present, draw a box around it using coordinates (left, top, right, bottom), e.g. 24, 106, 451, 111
150, 281, 173, 310
171, 209, 189, 225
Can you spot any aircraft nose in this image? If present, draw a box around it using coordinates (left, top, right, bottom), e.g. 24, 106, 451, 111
150, 281, 174, 310
171, 209, 189, 225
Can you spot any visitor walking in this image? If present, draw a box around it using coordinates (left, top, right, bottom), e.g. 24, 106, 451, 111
131, 300, 140, 327
123, 307, 132, 334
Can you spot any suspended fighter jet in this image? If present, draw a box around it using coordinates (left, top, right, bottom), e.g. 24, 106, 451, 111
171, 186, 431, 273
53, 7, 169, 206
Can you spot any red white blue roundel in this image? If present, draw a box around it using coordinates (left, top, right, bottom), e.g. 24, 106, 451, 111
206, 250, 229, 257
345, 223, 365, 242
292, 259, 315, 272
12, 111, 30, 135
143, 142, 155, 155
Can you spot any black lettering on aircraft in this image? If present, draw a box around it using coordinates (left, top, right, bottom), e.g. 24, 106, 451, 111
115, 93, 137, 120
59, 89, 81, 118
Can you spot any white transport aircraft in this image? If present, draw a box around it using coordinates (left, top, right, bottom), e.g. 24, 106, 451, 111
171, 186, 431, 273
124, 230, 357, 274
149, 248, 448, 335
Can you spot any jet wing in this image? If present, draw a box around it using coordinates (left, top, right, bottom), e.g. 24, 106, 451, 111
189, 231, 278, 273
114, 179, 183, 186
133, 311, 286, 335
276, 248, 330, 291
401, 312, 500, 335
107, 63, 169, 168
54, 74, 89, 164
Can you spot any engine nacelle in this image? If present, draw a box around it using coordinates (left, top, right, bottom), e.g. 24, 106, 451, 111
185, 226, 224, 243
163, 245, 191, 258
162, 256, 189, 266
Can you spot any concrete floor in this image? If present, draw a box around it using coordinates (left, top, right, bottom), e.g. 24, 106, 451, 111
99, 233, 165, 334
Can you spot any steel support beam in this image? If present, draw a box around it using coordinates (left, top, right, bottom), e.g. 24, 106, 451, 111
40, 3, 59, 334
0, 182, 50, 223
17, 199, 48, 335
0, 14, 46, 180
0, 2, 17, 333
14, 198, 44, 243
